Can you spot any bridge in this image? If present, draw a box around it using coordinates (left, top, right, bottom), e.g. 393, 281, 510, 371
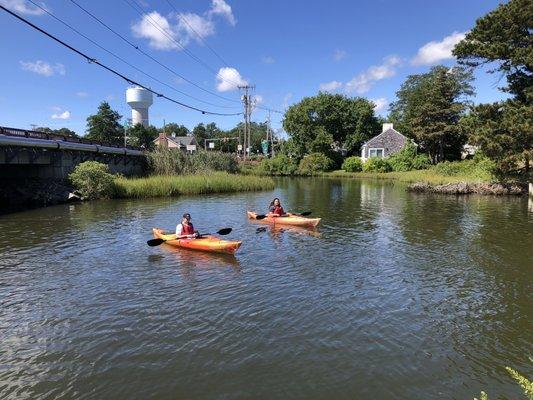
0, 126, 146, 179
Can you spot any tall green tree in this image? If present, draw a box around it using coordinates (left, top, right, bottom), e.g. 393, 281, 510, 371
192, 122, 223, 149
453, 0, 532, 175
161, 123, 189, 137
453, 0, 532, 103
389, 66, 474, 163
283, 92, 380, 157
128, 123, 158, 149
85, 101, 124, 145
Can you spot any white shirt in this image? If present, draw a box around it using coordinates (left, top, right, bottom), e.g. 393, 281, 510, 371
176, 223, 184, 236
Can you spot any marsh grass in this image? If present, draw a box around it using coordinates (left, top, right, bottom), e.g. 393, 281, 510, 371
114, 172, 274, 198
325, 169, 493, 185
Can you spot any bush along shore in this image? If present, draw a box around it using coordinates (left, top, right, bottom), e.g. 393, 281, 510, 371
247, 144, 529, 196
69, 151, 274, 201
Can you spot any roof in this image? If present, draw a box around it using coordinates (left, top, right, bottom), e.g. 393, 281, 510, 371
362, 128, 411, 147
153, 135, 197, 147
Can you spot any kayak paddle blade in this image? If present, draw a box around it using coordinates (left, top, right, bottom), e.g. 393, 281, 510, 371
299, 211, 312, 216
147, 238, 165, 247
217, 228, 232, 235
255, 214, 267, 220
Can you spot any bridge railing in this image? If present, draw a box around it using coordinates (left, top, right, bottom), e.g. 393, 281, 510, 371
0, 126, 144, 151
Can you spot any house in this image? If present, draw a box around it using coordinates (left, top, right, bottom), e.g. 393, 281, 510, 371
153, 133, 198, 153
361, 123, 412, 162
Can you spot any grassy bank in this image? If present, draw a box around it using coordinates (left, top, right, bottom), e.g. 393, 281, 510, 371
324, 169, 492, 185
114, 172, 274, 199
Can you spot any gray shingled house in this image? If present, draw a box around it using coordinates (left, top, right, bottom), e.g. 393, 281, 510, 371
361, 123, 412, 162
153, 133, 198, 153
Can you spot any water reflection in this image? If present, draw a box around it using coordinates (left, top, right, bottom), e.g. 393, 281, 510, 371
0, 178, 531, 400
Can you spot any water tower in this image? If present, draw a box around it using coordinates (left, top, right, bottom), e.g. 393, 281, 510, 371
126, 86, 153, 127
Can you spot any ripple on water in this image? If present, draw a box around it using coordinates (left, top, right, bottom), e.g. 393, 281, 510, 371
0, 180, 531, 399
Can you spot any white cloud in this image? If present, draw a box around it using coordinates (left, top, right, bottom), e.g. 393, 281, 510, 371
334, 49, 347, 61
412, 31, 466, 66
261, 56, 275, 64
132, 11, 180, 50
371, 98, 388, 113
319, 80, 343, 92
51, 110, 71, 120
345, 56, 401, 94
216, 67, 247, 92
0, 0, 46, 15
209, 0, 236, 26
176, 12, 214, 43
76, 91, 88, 97
253, 94, 263, 104
20, 60, 65, 77
51, 105, 62, 111
132, 1, 235, 51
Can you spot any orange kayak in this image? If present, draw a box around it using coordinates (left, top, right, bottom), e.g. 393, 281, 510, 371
152, 228, 242, 254
247, 211, 321, 228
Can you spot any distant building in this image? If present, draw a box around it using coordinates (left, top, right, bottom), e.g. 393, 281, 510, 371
153, 133, 198, 153
361, 123, 412, 162
461, 143, 478, 159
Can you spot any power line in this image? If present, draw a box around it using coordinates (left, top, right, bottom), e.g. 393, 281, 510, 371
0, 5, 242, 117
163, 0, 230, 67
121, 0, 243, 87
27, 0, 239, 110
69, 0, 241, 104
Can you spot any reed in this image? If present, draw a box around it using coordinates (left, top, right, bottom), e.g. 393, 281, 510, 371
325, 169, 493, 185
114, 172, 274, 198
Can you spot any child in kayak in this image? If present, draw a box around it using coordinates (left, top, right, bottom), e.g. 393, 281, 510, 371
176, 213, 199, 239
268, 198, 290, 217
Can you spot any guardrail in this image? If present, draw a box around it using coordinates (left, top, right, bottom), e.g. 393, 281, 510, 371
0, 126, 144, 151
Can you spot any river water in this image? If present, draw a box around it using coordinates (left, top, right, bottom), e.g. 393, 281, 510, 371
0, 177, 531, 399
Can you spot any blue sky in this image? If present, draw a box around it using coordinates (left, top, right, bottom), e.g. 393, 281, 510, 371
0, 0, 506, 136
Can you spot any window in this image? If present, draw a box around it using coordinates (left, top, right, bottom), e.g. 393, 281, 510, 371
368, 148, 384, 158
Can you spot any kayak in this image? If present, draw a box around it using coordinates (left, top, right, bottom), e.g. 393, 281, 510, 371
247, 211, 321, 228
152, 228, 242, 254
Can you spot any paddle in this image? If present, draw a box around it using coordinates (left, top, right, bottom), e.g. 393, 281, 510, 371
254, 211, 312, 220
147, 228, 232, 247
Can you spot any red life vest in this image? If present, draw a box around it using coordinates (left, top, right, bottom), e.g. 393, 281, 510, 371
182, 223, 195, 235
273, 206, 284, 215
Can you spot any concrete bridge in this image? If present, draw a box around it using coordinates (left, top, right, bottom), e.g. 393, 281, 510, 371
0, 126, 146, 179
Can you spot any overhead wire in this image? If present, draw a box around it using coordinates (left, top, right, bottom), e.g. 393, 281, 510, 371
0, 5, 242, 116
69, 0, 241, 104
27, 0, 240, 110
121, 0, 243, 87
163, 0, 230, 67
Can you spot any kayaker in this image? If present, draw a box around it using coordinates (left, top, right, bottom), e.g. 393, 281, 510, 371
268, 198, 289, 217
175, 213, 199, 239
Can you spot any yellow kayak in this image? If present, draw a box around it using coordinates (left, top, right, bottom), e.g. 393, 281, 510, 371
247, 211, 321, 228
152, 228, 242, 254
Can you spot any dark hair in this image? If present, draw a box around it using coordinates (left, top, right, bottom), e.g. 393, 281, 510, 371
269, 198, 281, 207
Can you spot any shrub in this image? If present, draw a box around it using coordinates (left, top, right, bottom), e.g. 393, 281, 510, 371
259, 154, 298, 176
363, 157, 392, 173
388, 142, 431, 172
297, 152, 334, 175
190, 151, 238, 173
342, 156, 363, 172
431, 156, 496, 181
69, 161, 115, 200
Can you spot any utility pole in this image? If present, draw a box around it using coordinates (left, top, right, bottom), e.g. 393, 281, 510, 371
238, 85, 255, 160
30, 124, 37, 131
266, 110, 275, 157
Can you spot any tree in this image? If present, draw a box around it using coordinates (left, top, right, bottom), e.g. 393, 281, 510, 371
282, 92, 380, 157
461, 100, 532, 175
453, 0, 533, 104
453, 0, 532, 176
389, 66, 474, 163
192, 122, 222, 149
128, 123, 158, 149
161, 123, 189, 137
85, 101, 124, 145
36, 127, 78, 138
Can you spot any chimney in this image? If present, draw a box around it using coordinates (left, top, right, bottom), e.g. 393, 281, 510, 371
382, 123, 393, 132
158, 132, 168, 148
